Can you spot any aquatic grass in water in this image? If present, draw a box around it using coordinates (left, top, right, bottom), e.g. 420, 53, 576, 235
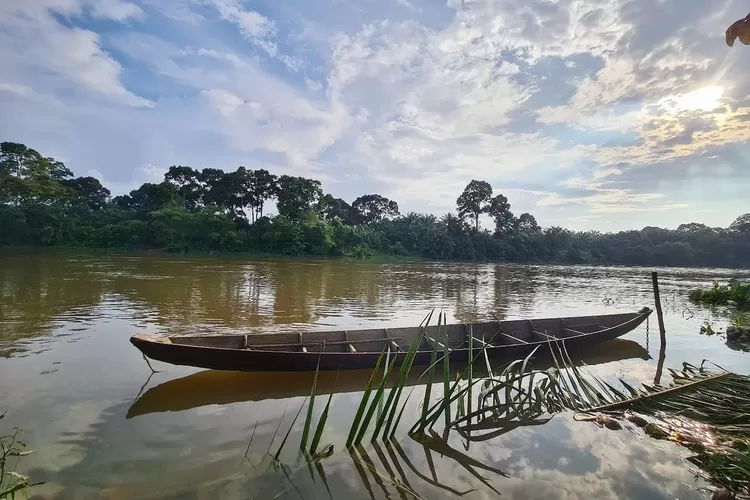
310, 388, 335, 456
299, 356, 320, 452
372, 318, 425, 442
1, 411, 41, 500
264, 309, 463, 458
274, 400, 306, 461
301, 352, 339, 457
248, 309, 750, 498
345, 347, 387, 448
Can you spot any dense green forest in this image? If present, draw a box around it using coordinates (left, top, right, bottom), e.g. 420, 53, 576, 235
1, 141, 749, 268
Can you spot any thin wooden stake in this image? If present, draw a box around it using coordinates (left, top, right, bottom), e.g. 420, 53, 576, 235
651, 271, 666, 345
654, 343, 666, 386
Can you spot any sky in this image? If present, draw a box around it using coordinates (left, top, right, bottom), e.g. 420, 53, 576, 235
1, 0, 749, 232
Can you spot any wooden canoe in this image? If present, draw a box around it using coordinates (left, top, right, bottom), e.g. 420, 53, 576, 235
126, 338, 651, 418
130, 307, 653, 372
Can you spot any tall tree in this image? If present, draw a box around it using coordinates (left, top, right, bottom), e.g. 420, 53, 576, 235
276, 175, 322, 220
0, 142, 25, 176
318, 194, 351, 223
516, 213, 540, 232
229, 166, 257, 221
201, 168, 233, 214
128, 182, 180, 214
249, 169, 278, 221
456, 180, 493, 231
677, 222, 712, 233
112, 194, 133, 210
0, 142, 72, 204
351, 194, 400, 224
487, 193, 515, 234
729, 213, 750, 234
61, 177, 110, 210
164, 165, 203, 210
0, 144, 24, 204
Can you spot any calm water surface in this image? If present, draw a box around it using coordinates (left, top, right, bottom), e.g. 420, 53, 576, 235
1, 250, 749, 499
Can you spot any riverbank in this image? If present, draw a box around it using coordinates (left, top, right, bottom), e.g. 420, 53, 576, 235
4, 244, 750, 271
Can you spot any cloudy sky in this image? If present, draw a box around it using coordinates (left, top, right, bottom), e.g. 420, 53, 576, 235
1, 0, 749, 232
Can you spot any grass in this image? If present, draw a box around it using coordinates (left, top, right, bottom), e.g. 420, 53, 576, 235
1, 411, 41, 500
731, 312, 748, 328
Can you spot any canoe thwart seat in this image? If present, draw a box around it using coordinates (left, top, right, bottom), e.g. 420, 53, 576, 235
244, 336, 405, 350
385, 328, 403, 352
525, 320, 556, 341
563, 327, 586, 336
242, 335, 256, 350
491, 322, 528, 344
474, 337, 490, 347
560, 320, 610, 336
422, 329, 448, 351
489, 314, 528, 345
531, 329, 556, 341
344, 331, 356, 353
463, 325, 491, 348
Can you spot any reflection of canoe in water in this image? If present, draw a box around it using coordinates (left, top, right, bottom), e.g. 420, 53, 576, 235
126, 338, 650, 419
130, 308, 652, 372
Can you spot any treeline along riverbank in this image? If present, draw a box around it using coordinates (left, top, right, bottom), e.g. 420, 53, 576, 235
1, 141, 749, 268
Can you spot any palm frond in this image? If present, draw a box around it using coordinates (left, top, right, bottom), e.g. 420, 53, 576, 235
451, 340, 750, 496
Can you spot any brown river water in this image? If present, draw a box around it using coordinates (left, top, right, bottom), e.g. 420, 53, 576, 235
1, 249, 749, 499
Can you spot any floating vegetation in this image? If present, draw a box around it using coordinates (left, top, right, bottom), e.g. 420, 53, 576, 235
700, 319, 719, 336
691, 281, 750, 353
690, 280, 750, 308
592, 368, 750, 496
695, 304, 750, 357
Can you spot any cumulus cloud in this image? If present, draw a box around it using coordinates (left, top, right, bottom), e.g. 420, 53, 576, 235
0, 0, 151, 108
90, 0, 145, 21
0, 0, 748, 230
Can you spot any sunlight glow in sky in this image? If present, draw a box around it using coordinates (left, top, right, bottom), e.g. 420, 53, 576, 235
1, 0, 749, 232
659, 86, 725, 113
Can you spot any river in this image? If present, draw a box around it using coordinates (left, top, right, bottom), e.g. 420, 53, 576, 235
1, 249, 749, 499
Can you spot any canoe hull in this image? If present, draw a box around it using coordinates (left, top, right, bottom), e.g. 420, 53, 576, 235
126, 338, 651, 419
130, 309, 652, 372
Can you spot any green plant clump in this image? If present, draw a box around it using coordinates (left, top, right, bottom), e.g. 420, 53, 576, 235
689, 280, 750, 307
